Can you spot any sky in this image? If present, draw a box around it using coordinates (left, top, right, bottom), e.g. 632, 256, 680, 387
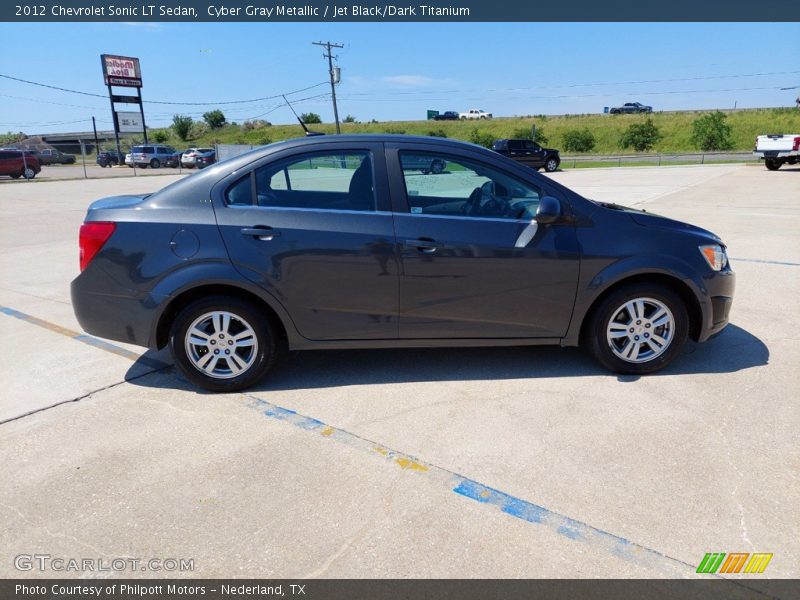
1, 22, 799, 134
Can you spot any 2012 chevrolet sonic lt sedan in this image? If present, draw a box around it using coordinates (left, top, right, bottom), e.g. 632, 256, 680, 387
71, 135, 735, 392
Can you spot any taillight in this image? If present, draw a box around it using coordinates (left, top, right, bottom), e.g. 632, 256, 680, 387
79, 222, 116, 271
793, 137, 800, 151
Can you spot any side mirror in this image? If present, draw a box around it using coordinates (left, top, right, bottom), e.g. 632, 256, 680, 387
535, 196, 561, 224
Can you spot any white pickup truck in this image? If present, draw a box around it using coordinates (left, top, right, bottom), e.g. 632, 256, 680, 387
753, 134, 800, 170
459, 108, 493, 120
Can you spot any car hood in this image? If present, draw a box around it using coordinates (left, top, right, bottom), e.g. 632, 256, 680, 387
594, 201, 723, 244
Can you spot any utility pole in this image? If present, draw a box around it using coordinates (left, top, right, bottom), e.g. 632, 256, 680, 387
312, 40, 344, 134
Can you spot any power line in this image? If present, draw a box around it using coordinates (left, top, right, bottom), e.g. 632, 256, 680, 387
0, 73, 329, 106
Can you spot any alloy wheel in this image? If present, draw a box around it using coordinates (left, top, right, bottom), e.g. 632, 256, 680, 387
606, 297, 674, 363
184, 311, 258, 379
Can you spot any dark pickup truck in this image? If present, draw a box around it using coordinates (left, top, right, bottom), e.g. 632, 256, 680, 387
433, 111, 460, 121
492, 138, 561, 172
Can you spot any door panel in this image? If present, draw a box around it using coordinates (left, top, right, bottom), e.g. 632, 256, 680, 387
395, 214, 579, 338
214, 145, 399, 341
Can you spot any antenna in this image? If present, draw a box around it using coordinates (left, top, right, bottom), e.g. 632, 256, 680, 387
282, 94, 324, 136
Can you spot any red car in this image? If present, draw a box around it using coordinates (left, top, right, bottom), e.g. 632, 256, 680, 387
0, 149, 41, 179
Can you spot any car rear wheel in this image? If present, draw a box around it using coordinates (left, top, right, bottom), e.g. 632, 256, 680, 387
169, 296, 277, 392
765, 158, 782, 171
150, 158, 161, 168
544, 157, 559, 172
585, 283, 688, 375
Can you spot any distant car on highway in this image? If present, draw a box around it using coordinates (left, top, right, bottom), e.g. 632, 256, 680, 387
492, 138, 561, 172
433, 111, 460, 121
97, 150, 125, 168
609, 102, 653, 114
37, 148, 76, 165
459, 108, 493, 120
0, 149, 41, 179
195, 149, 216, 169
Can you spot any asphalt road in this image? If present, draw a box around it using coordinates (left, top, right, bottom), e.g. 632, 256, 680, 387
0, 164, 797, 582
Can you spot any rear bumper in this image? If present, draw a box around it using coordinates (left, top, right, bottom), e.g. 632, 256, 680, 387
753, 151, 799, 159
71, 275, 161, 348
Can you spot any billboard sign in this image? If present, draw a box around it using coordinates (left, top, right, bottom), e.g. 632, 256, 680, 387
117, 111, 143, 133
101, 54, 142, 87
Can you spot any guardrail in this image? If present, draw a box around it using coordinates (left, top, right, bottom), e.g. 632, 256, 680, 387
560, 151, 756, 168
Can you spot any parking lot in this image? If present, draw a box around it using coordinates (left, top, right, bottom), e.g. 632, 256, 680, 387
0, 164, 797, 580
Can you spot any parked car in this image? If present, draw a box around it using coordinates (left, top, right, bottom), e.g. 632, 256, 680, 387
165, 150, 184, 168
37, 148, 76, 164
459, 108, 493, 120
0, 149, 41, 179
195, 149, 217, 169
492, 139, 561, 172
181, 147, 215, 168
609, 102, 653, 114
753, 134, 800, 170
400, 153, 446, 174
433, 111, 460, 121
126, 144, 177, 168
71, 134, 735, 392
97, 150, 126, 168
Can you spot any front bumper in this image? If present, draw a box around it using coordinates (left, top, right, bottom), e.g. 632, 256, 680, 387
696, 268, 736, 342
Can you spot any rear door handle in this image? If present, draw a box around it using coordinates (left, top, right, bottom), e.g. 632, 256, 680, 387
405, 239, 438, 253
241, 227, 281, 241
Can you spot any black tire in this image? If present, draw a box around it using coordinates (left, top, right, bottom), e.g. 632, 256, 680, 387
765, 158, 782, 171
544, 157, 560, 172
150, 158, 161, 168
21, 166, 36, 180
584, 283, 689, 375
169, 296, 277, 392
430, 159, 445, 174
460, 116, 466, 120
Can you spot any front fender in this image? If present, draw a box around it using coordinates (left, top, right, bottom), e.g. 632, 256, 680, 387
562, 253, 711, 346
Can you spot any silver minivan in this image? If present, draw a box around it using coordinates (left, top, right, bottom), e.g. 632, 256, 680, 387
125, 145, 176, 169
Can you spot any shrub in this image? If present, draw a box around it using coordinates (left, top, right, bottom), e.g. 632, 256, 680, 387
619, 118, 662, 152
188, 121, 208, 139
427, 129, 448, 138
151, 130, 169, 143
300, 112, 322, 124
171, 115, 193, 141
384, 127, 406, 134
242, 119, 271, 131
0, 131, 27, 145
202, 109, 227, 129
511, 126, 548, 145
691, 111, 734, 151
343, 114, 356, 123
256, 135, 272, 146
469, 128, 495, 148
562, 128, 596, 153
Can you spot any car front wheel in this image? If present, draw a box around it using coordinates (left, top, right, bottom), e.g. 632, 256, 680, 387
169, 296, 277, 392
585, 283, 689, 375
22, 167, 36, 179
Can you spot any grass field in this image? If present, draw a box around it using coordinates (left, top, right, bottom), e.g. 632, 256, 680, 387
147, 108, 800, 155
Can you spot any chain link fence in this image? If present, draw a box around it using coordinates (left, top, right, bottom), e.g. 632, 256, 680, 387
3, 140, 760, 183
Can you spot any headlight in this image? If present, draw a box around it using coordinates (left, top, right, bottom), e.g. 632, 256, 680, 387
699, 244, 728, 271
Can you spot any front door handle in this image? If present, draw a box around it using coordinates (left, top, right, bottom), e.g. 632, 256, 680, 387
405, 238, 438, 253
241, 227, 281, 241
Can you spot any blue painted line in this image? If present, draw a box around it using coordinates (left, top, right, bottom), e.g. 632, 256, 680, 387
0, 305, 168, 370
731, 257, 800, 267
243, 395, 696, 576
